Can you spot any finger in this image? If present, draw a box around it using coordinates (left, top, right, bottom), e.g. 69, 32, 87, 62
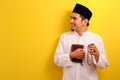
78, 48, 84, 50
77, 49, 84, 52
88, 44, 96, 49
88, 43, 94, 47
89, 45, 95, 48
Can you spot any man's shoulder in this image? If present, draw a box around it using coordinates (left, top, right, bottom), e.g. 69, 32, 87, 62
61, 31, 74, 36
59, 31, 74, 39
89, 31, 102, 40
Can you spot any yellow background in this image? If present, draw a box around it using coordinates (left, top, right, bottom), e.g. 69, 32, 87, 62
0, 0, 119, 80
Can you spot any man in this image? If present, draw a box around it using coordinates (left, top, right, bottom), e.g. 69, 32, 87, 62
54, 3, 109, 80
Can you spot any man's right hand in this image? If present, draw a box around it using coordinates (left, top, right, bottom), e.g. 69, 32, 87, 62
70, 48, 85, 60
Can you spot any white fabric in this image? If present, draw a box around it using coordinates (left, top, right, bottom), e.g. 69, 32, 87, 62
54, 30, 109, 80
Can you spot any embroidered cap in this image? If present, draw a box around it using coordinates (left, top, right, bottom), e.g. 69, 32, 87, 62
73, 3, 92, 20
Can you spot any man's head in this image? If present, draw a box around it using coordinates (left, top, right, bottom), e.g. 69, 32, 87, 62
73, 3, 92, 21
70, 3, 92, 31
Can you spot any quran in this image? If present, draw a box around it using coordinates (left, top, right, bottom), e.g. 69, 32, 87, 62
71, 44, 84, 63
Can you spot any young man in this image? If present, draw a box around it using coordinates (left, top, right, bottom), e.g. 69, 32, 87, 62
54, 3, 109, 80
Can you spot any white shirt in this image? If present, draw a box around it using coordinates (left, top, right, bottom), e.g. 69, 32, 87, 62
54, 30, 109, 80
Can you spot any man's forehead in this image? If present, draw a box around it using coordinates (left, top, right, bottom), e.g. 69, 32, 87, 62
71, 12, 80, 17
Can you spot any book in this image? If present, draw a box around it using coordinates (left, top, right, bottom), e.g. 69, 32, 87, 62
71, 44, 84, 63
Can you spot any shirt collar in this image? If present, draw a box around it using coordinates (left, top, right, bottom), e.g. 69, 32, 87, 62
73, 30, 90, 37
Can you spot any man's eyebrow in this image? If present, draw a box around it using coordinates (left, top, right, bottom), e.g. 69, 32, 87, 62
70, 16, 75, 18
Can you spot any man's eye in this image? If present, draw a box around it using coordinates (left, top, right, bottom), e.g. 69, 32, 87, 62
73, 17, 77, 20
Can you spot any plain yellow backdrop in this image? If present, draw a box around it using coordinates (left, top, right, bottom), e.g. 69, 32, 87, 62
0, 0, 120, 80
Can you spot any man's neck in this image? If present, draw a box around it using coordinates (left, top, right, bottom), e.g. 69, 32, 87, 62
77, 28, 87, 36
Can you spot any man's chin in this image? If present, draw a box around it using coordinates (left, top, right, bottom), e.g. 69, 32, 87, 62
71, 28, 74, 31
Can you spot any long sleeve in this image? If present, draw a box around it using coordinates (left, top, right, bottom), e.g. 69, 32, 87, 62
54, 35, 74, 67
92, 37, 109, 68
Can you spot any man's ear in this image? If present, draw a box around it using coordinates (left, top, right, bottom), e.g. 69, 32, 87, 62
82, 19, 88, 26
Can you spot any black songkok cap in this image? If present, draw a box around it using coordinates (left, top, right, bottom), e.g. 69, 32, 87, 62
73, 3, 92, 20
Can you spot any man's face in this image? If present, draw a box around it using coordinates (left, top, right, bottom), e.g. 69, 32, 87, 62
70, 13, 84, 31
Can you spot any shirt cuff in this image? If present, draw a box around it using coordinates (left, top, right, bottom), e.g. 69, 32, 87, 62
62, 53, 74, 68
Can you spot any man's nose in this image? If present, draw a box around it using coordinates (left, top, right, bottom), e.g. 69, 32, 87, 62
70, 19, 74, 24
